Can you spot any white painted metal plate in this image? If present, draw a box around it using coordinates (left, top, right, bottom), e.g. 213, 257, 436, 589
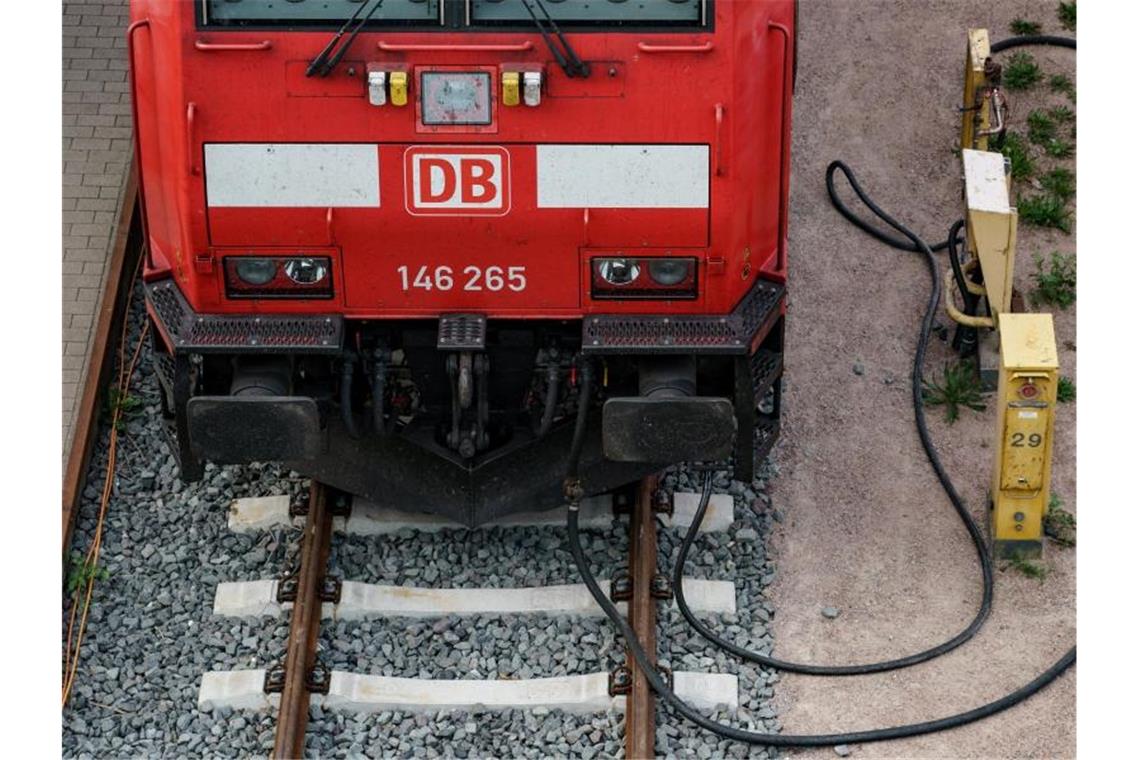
536, 145, 710, 208
204, 143, 381, 208
963, 148, 1010, 214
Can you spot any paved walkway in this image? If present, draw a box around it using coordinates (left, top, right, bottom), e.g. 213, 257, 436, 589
62, 0, 133, 457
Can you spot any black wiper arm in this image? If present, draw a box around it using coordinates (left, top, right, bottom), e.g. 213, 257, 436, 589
521, 0, 590, 79
306, 0, 384, 78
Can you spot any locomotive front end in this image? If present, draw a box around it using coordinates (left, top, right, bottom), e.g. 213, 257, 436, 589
132, 0, 793, 525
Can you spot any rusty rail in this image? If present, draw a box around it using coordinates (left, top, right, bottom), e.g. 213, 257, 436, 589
62, 166, 140, 556
272, 482, 334, 759
625, 476, 660, 759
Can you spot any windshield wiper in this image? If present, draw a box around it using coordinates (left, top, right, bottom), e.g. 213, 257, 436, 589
520, 0, 590, 78
306, 0, 384, 78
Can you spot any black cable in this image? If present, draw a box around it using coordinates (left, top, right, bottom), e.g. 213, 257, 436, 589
672, 163, 992, 675
566, 161, 1075, 743
990, 35, 1075, 53
569, 505, 1075, 746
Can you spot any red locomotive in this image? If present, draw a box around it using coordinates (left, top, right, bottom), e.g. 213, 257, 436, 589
129, 0, 794, 525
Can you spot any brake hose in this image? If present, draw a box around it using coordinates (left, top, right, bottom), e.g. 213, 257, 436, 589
565, 159, 1075, 743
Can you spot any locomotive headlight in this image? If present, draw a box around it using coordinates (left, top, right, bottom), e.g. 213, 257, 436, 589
648, 258, 693, 286
596, 258, 641, 286
284, 257, 328, 285
590, 255, 698, 300
234, 258, 278, 286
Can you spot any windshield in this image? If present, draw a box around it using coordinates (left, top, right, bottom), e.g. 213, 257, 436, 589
202, 0, 441, 26
203, 0, 705, 27
471, 0, 704, 26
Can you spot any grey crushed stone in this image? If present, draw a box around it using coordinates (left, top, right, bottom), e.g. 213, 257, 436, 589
62, 284, 786, 758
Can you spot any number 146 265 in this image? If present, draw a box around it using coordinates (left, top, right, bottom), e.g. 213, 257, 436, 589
397, 265, 527, 292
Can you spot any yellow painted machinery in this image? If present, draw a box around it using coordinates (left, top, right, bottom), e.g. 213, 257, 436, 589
990, 314, 1058, 558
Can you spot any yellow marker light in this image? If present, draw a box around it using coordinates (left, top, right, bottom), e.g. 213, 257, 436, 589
502, 71, 520, 107
390, 71, 408, 107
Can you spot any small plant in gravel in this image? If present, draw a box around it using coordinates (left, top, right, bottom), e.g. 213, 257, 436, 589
1004, 52, 1042, 90
1031, 252, 1077, 308
1019, 193, 1072, 233
1007, 553, 1050, 581
1049, 105, 1075, 123
1057, 376, 1076, 403
1045, 493, 1077, 547
999, 132, 1035, 181
1010, 18, 1042, 35
66, 552, 109, 595
1044, 139, 1074, 159
1058, 1, 1076, 31
1027, 110, 1057, 146
922, 361, 986, 423
1041, 167, 1076, 203
1049, 73, 1076, 102
105, 387, 144, 431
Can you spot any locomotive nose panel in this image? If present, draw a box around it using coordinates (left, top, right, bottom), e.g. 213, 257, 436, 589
203, 143, 709, 314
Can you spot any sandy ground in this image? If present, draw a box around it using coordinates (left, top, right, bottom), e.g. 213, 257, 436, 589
769, 1, 1076, 758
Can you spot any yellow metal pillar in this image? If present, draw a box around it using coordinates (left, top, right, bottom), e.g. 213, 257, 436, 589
991, 314, 1058, 559
961, 29, 993, 151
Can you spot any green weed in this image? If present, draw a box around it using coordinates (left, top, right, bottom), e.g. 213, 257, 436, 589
1007, 553, 1050, 581
1010, 18, 1042, 35
1027, 110, 1057, 146
1045, 139, 1074, 159
1031, 252, 1077, 308
1041, 167, 1075, 203
1057, 376, 1076, 403
105, 387, 144, 432
1058, 2, 1076, 31
1044, 493, 1077, 547
999, 132, 1035, 181
922, 361, 986, 423
1019, 194, 1072, 233
66, 552, 110, 595
1049, 105, 1075, 123
1004, 52, 1042, 90
1049, 74, 1076, 102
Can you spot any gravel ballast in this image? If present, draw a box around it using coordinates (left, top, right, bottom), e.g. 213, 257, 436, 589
62, 285, 784, 758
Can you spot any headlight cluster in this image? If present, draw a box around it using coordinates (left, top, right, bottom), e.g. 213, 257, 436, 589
224, 256, 333, 299
591, 256, 698, 300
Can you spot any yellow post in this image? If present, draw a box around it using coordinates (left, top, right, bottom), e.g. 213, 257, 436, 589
991, 313, 1059, 559
961, 29, 992, 151
963, 148, 1018, 317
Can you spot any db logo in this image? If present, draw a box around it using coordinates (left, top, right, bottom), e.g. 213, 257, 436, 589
405, 146, 510, 216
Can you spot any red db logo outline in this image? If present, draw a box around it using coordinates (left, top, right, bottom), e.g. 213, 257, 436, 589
404, 146, 511, 216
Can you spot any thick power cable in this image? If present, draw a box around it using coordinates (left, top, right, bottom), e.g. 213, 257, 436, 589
565, 160, 1075, 743
668, 162, 993, 675
569, 504, 1075, 746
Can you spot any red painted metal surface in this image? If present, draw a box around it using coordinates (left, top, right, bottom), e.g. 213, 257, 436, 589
129, 1, 794, 319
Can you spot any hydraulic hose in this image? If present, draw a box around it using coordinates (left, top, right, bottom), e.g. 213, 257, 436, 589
670, 162, 993, 675
565, 359, 594, 483
536, 363, 561, 438
340, 355, 360, 439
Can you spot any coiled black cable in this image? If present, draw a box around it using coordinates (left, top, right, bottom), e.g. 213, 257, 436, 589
566, 161, 1076, 744
671, 161, 992, 675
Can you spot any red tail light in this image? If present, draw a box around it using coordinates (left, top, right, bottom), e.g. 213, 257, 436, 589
224, 256, 334, 299
590, 256, 698, 300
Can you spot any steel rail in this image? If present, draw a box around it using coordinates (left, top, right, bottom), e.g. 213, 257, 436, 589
625, 476, 660, 759
62, 168, 140, 556
272, 482, 334, 759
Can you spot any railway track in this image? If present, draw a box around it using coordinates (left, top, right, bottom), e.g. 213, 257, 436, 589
198, 477, 746, 757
